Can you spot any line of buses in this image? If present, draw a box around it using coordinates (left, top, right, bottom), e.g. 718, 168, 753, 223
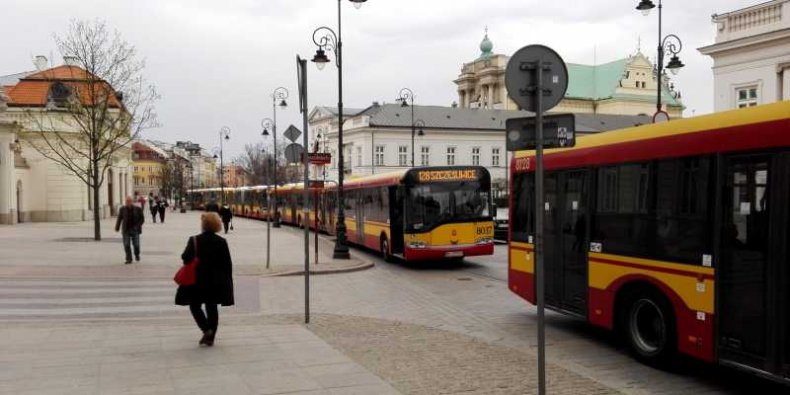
190, 101, 790, 383
189, 166, 495, 262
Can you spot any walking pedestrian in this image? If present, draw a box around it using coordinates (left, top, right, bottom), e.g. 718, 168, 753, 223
150, 194, 159, 223
158, 198, 168, 223
175, 213, 234, 347
219, 204, 233, 234
136, 193, 146, 210
115, 196, 145, 264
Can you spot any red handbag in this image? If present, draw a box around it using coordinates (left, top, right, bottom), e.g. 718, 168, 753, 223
174, 237, 199, 286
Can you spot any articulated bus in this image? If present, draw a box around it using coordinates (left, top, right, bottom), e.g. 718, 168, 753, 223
508, 101, 790, 380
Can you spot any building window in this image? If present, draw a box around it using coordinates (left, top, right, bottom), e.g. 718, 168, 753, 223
446, 147, 456, 166
356, 146, 362, 167
736, 87, 758, 108
375, 145, 385, 166
492, 147, 501, 167
420, 146, 430, 166
398, 146, 408, 166
471, 147, 480, 166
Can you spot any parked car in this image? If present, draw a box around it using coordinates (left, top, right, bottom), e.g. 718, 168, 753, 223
494, 206, 509, 242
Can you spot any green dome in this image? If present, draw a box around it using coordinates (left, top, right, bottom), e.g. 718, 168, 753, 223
479, 32, 493, 59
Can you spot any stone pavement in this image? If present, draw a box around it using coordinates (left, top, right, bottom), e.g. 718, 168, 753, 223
0, 316, 398, 395
0, 210, 371, 278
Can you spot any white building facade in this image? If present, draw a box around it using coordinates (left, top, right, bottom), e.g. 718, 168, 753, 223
308, 104, 649, 197
0, 59, 133, 224
699, 0, 790, 111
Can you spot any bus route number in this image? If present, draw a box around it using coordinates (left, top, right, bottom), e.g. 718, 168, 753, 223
477, 225, 493, 236
514, 157, 531, 172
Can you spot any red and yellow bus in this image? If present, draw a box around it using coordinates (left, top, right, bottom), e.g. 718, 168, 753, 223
508, 101, 790, 379
321, 166, 495, 261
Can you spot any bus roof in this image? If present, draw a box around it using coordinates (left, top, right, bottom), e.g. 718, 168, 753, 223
512, 101, 790, 172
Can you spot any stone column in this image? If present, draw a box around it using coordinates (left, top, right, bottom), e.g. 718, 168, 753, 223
0, 124, 16, 224
782, 67, 790, 101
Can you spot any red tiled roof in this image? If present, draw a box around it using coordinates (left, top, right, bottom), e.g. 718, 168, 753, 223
4, 65, 122, 108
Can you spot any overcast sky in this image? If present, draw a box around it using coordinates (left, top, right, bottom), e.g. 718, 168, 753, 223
1, 0, 756, 158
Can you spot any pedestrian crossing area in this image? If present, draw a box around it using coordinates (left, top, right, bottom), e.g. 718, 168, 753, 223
0, 278, 182, 320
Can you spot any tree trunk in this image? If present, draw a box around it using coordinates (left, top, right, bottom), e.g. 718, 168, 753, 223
93, 164, 102, 241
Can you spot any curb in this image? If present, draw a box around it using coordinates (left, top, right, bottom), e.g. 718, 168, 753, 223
263, 260, 375, 277
261, 226, 378, 277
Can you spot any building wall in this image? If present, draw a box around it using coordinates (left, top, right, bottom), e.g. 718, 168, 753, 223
700, 0, 790, 111
317, 125, 509, 194
133, 159, 164, 197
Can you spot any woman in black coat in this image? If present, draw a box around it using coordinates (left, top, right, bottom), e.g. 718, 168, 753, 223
175, 212, 234, 346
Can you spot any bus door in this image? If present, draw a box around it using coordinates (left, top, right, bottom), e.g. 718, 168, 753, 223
356, 191, 365, 244
390, 186, 405, 255
718, 153, 790, 375
544, 169, 588, 316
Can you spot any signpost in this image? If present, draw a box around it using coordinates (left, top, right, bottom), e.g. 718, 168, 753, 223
506, 114, 576, 151
505, 44, 570, 395
297, 55, 310, 325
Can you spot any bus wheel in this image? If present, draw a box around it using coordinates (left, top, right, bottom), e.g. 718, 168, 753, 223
623, 289, 676, 365
380, 237, 392, 263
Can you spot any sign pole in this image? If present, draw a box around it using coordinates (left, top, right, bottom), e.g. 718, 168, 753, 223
266, 189, 271, 269
298, 55, 310, 325
534, 60, 546, 395
315, 191, 319, 266
505, 44, 569, 395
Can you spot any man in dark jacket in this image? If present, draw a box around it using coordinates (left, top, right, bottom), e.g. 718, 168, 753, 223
219, 204, 233, 234
115, 196, 145, 264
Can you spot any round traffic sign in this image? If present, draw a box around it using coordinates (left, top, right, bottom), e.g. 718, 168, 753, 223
505, 44, 569, 113
284, 143, 305, 164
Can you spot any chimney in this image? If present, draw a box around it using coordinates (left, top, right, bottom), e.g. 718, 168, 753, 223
372, 101, 380, 107
63, 56, 80, 67
33, 55, 48, 71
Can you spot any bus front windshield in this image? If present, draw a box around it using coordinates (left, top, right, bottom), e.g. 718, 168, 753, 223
406, 181, 491, 231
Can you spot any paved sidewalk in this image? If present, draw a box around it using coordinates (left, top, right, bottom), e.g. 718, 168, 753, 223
0, 211, 370, 278
0, 316, 397, 395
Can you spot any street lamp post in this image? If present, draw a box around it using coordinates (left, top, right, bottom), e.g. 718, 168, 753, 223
218, 126, 230, 205
636, 0, 684, 118
397, 88, 416, 167
263, 88, 288, 227
261, 117, 276, 221
310, 0, 369, 259
261, 121, 273, 268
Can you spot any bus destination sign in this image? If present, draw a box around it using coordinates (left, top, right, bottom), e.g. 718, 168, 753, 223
417, 169, 478, 183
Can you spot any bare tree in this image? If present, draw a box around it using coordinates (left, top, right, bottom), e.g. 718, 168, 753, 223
23, 19, 158, 240
158, 159, 187, 204
235, 140, 297, 186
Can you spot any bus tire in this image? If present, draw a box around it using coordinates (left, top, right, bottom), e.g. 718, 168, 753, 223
380, 237, 392, 263
620, 287, 676, 366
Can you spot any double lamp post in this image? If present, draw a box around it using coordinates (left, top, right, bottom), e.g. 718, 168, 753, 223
635, 0, 684, 120
309, 0, 369, 259
396, 87, 425, 167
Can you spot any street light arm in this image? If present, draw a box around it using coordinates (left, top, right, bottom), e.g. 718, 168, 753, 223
397, 87, 414, 104
272, 87, 289, 101
313, 27, 340, 67
660, 34, 682, 57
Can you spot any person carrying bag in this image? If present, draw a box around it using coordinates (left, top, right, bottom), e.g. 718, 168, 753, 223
175, 213, 234, 347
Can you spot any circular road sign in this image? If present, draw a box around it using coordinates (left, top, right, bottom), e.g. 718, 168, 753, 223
284, 143, 305, 164
505, 44, 569, 113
